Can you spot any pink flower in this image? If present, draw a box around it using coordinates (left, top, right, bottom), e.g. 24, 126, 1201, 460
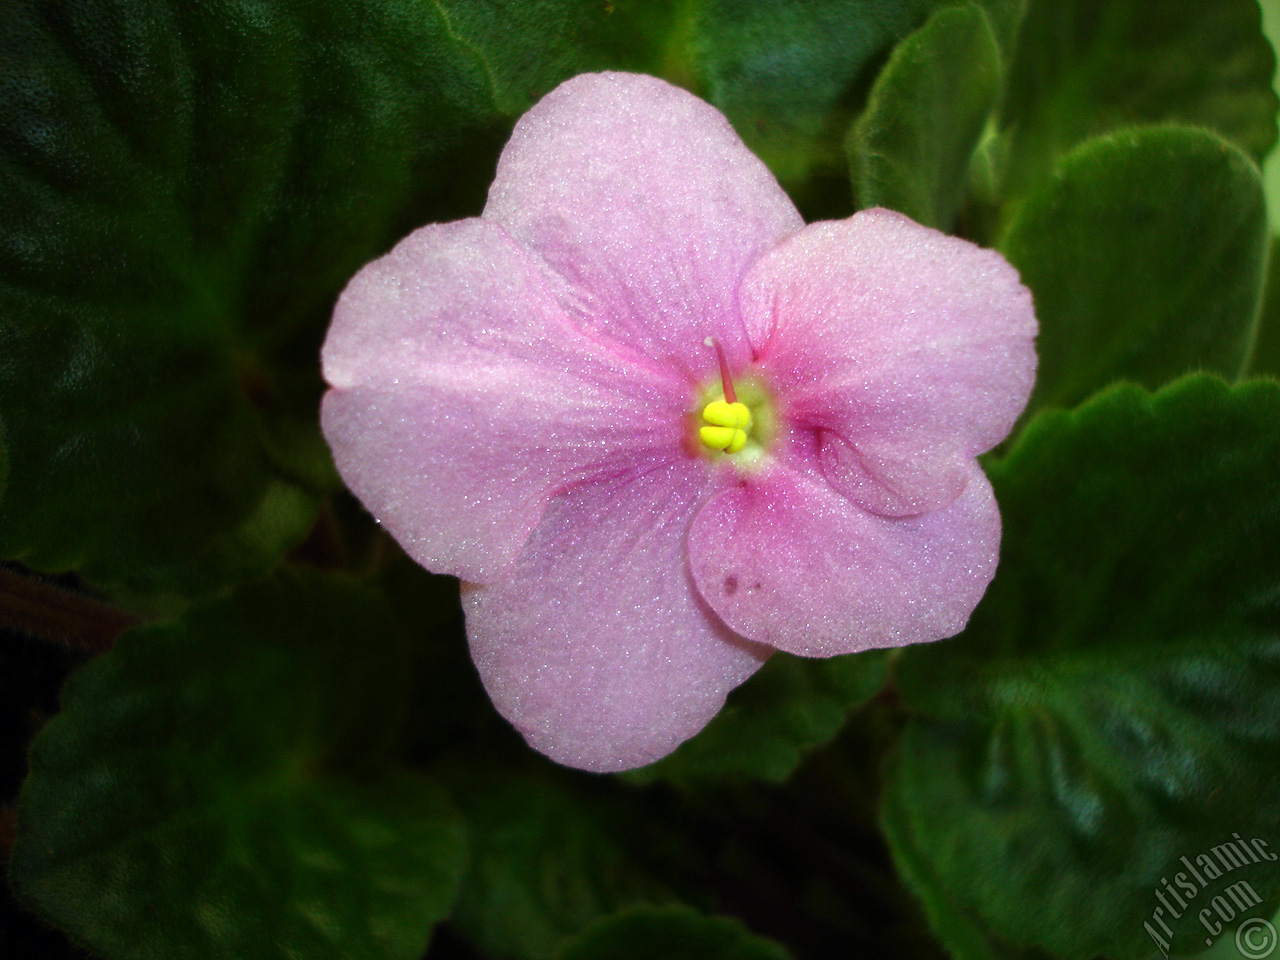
320, 72, 1036, 773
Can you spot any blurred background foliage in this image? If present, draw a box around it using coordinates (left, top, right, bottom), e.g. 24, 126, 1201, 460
2, 1, 1280, 959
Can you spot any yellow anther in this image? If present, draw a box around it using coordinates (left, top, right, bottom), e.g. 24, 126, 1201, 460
703, 400, 751, 430
700, 400, 752, 453
699, 425, 739, 449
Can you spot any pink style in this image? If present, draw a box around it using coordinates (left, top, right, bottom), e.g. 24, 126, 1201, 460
320, 71, 1037, 773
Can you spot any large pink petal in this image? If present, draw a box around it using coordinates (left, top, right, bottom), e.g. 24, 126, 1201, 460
742, 209, 1036, 517
687, 459, 1000, 657
484, 71, 803, 380
322, 218, 690, 583
464, 458, 769, 773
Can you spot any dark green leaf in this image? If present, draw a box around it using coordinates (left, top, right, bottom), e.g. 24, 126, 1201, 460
433, 0, 681, 114
847, 2, 1002, 231
887, 377, 1280, 960
443, 762, 675, 960
880, 774, 1052, 960
11, 569, 467, 960
691, 0, 943, 201
627, 650, 887, 785
0, 414, 7, 503
558, 905, 793, 960
0, 0, 677, 601
1002, 127, 1267, 415
1000, 0, 1278, 197
378, 555, 507, 759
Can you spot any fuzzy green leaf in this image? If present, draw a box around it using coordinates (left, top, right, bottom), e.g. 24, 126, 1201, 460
692, 0, 943, 207
443, 762, 674, 960
1002, 127, 1267, 415
887, 377, 1280, 960
11, 570, 468, 960
847, 2, 1002, 230
1000, 0, 1278, 197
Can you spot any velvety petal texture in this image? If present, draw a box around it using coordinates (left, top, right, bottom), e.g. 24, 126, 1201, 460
321, 72, 1037, 772
741, 209, 1036, 518
464, 460, 768, 773
322, 218, 689, 583
485, 71, 803, 380
687, 459, 1001, 657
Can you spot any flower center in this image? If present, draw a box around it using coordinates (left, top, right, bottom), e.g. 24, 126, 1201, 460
700, 398, 752, 453
693, 338, 773, 462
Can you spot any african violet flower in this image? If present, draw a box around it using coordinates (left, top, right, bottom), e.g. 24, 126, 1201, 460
321, 72, 1036, 772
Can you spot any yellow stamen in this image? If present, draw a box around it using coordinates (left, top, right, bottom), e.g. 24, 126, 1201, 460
700, 399, 752, 454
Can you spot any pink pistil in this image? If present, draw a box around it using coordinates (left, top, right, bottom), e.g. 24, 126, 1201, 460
705, 337, 737, 404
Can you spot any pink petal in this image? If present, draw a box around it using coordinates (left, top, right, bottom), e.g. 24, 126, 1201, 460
464, 459, 770, 772
484, 72, 803, 381
321, 218, 690, 583
687, 458, 1001, 657
742, 208, 1036, 517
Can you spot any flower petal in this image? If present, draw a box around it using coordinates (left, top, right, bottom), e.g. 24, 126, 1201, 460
464, 458, 769, 772
743, 208, 1036, 517
321, 218, 689, 583
484, 71, 803, 379
687, 458, 1000, 657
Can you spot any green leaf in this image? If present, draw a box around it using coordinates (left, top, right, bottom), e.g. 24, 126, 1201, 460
10, 569, 468, 960
886, 376, 1280, 960
691, 0, 943, 201
432, 0, 681, 114
1000, 0, 1278, 197
627, 650, 887, 785
880, 774, 1052, 960
1001, 127, 1267, 415
968, 0, 1024, 57
442, 762, 675, 960
558, 906, 793, 960
0, 0, 677, 601
1246, 236, 1280, 378
847, 2, 1002, 231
